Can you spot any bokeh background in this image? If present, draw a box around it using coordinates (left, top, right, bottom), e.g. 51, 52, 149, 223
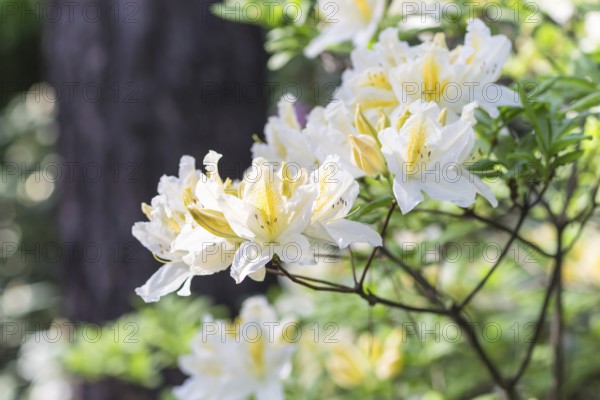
1, 0, 600, 399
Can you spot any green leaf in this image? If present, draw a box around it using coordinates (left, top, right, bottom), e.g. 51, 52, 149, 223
563, 92, 600, 113
350, 194, 393, 220
549, 133, 590, 155
553, 150, 584, 168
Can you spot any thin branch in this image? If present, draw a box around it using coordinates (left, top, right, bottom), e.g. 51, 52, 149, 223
265, 266, 353, 292
380, 246, 446, 308
413, 208, 553, 259
448, 306, 519, 399
509, 252, 561, 385
562, 176, 600, 254
266, 263, 447, 315
356, 288, 448, 315
348, 246, 358, 285
457, 207, 529, 310
549, 242, 564, 400
358, 201, 396, 287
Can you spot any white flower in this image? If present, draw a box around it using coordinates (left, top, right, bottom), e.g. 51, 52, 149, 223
303, 155, 382, 248
379, 101, 498, 214
251, 95, 317, 169
218, 158, 317, 283
174, 296, 295, 400
133, 153, 235, 302
339, 19, 519, 119
303, 101, 366, 178
135, 152, 383, 293
304, 0, 386, 58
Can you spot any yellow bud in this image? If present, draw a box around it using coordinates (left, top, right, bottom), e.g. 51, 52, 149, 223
437, 108, 447, 126
187, 206, 239, 239
395, 107, 411, 130
355, 104, 378, 139
377, 109, 391, 131
349, 135, 387, 176
141, 203, 153, 220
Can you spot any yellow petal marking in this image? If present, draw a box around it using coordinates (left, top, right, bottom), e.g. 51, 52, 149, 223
422, 52, 448, 102
406, 119, 428, 166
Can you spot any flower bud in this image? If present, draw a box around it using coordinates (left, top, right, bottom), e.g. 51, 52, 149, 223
377, 109, 391, 132
395, 107, 411, 131
349, 134, 387, 176
437, 108, 448, 126
355, 104, 378, 139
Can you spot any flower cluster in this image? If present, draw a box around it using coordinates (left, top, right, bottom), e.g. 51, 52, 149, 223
133, 18, 512, 301
174, 296, 295, 400
253, 19, 511, 213
134, 152, 381, 302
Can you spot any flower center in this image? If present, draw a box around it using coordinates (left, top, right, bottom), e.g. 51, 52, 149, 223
422, 53, 447, 102
251, 178, 283, 240
406, 120, 428, 167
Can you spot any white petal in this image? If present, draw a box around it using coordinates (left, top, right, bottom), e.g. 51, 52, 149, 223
203, 150, 223, 168
393, 178, 423, 214
276, 233, 312, 264
248, 268, 267, 282
420, 173, 476, 207
177, 276, 193, 297
230, 242, 271, 284
178, 155, 197, 182
135, 263, 191, 303
220, 195, 260, 240
322, 219, 382, 248
132, 221, 176, 259
470, 173, 498, 207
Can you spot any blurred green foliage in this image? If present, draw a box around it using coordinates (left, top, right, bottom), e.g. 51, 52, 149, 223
63, 296, 227, 388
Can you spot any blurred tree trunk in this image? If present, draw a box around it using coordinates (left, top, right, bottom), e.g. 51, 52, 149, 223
43, 0, 269, 398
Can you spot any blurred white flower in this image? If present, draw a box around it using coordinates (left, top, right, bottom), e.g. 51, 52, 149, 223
536, 0, 574, 25
305, 0, 386, 58
174, 296, 295, 400
326, 328, 403, 389
581, 12, 600, 52
17, 322, 73, 400
379, 101, 497, 213
388, 0, 443, 31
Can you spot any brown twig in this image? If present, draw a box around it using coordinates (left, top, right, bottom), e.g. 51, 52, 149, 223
358, 201, 396, 287
458, 206, 530, 310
